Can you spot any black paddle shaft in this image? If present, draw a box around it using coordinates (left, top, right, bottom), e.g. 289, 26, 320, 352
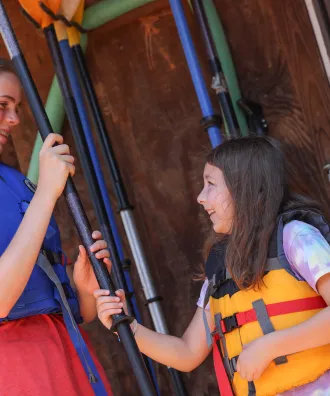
44, 23, 155, 396
44, 24, 127, 292
0, 3, 156, 395
71, 43, 131, 211
71, 42, 188, 396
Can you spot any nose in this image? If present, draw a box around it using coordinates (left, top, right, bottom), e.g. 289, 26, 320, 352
6, 109, 20, 126
197, 187, 206, 205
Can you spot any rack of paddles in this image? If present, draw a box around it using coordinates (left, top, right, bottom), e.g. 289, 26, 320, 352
0, 0, 268, 395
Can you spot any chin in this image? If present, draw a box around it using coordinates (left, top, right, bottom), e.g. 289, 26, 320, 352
212, 224, 222, 234
213, 223, 230, 235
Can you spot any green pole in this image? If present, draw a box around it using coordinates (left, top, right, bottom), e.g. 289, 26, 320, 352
83, 0, 156, 30
27, 77, 64, 183
27, 34, 88, 183
203, 0, 249, 136
27, 0, 155, 181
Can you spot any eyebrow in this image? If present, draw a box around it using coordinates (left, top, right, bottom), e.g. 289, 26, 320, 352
0, 95, 21, 106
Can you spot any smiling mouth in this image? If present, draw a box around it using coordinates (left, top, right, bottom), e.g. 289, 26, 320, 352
0, 130, 10, 138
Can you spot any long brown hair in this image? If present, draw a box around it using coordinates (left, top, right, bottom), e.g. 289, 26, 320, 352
0, 58, 17, 77
206, 136, 321, 289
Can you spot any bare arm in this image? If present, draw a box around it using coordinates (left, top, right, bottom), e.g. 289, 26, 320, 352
67, 234, 112, 324
94, 289, 213, 372
134, 307, 213, 371
66, 264, 98, 323
0, 134, 74, 316
0, 190, 56, 316
270, 273, 330, 356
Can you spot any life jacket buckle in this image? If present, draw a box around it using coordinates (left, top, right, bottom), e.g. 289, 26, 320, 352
222, 314, 240, 333
41, 249, 62, 265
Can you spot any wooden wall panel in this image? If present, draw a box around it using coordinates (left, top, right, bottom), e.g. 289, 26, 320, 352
1, 1, 216, 395
77, 4, 216, 395
213, 0, 330, 213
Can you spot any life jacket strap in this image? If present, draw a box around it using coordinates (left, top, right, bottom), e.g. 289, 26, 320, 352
248, 381, 257, 395
219, 296, 326, 334
203, 274, 217, 348
40, 248, 62, 266
212, 295, 326, 394
252, 299, 288, 365
213, 333, 235, 396
36, 254, 108, 395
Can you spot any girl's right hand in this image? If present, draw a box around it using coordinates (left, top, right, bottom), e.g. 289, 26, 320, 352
93, 289, 128, 330
37, 134, 75, 201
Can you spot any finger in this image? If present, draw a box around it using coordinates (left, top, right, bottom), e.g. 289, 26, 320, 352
95, 249, 110, 259
68, 164, 75, 177
96, 297, 122, 310
90, 240, 107, 253
92, 230, 102, 240
115, 289, 125, 300
93, 289, 110, 298
57, 154, 75, 164
51, 143, 71, 155
98, 301, 123, 311
246, 373, 254, 381
42, 133, 63, 150
103, 258, 112, 270
99, 307, 123, 317
76, 245, 87, 262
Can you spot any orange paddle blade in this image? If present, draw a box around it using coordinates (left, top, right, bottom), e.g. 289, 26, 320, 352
19, 0, 61, 29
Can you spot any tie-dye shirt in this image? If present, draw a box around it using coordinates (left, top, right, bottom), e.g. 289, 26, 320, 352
197, 220, 330, 395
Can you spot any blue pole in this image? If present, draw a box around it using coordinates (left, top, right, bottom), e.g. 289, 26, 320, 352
169, 0, 222, 148
58, 39, 160, 395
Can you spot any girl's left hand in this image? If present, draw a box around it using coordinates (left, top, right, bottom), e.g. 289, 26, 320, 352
73, 230, 112, 296
236, 334, 276, 381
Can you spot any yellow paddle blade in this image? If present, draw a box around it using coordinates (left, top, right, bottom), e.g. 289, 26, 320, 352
55, 0, 81, 42
68, 0, 85, 47
18, 0, 61, 29
59, 0, 81, 20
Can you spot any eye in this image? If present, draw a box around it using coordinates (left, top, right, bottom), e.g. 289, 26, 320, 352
207, 180, 215, 186
0, 102, 8, 109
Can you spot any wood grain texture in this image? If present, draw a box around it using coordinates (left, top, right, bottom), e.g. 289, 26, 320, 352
213, 0, 330, 214
1, 1, 216, 395
79, 4, 216, 394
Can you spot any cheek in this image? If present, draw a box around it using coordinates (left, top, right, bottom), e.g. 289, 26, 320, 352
215, 192, 234, 218
0, 109, 5, 123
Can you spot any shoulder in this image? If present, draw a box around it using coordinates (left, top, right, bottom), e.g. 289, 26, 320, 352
0, 163, 20, 174
283, 220, 330, 291
283, 220, 322, 249
283, 219, 328, 257
0, 163, 25, 182
283, 219, 321, 237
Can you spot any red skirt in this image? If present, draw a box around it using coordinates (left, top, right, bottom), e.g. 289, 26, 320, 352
0, 314, 113, 395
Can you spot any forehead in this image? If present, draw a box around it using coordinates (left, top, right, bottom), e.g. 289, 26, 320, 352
203, 163, 223, 179
0, 72, 21, 102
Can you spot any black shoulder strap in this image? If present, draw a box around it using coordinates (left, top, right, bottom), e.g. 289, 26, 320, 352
205, 240, 227, 283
